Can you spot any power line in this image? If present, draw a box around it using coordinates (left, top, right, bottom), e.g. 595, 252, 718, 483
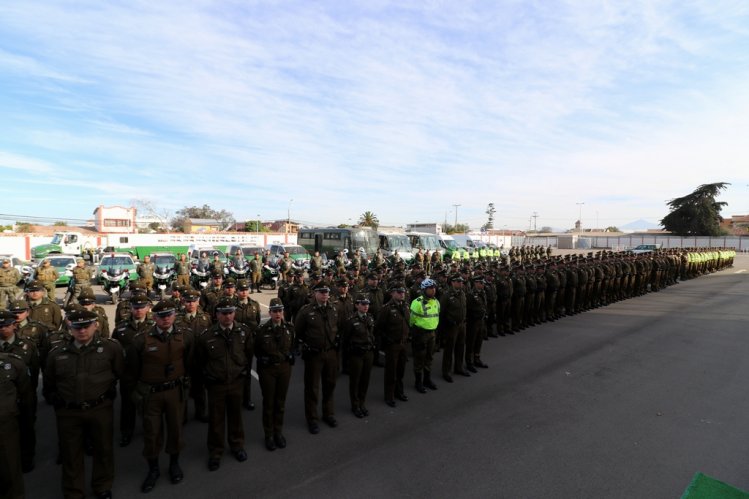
0, 213, 92, 224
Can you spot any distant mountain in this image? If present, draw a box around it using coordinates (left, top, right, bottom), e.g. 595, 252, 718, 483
621, 219, 660, 231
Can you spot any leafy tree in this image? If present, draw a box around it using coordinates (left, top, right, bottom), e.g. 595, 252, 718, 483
244, 220, 269, 233
15, 222, 31, 233
358, 211, 379, 229
483, 203, 496, 230
540, 226, 554, 233
171, 204, 235, 232
53, 221, 68, 226
444, 223, 470, 234
605, 226, 620, 232
661, 182, 729, 236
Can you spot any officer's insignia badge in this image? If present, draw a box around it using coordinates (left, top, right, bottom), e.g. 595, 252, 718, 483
4, 364, 10, 370
97, 347, 104, 353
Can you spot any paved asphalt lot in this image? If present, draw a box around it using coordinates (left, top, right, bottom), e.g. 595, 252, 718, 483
26, 255, 749, 498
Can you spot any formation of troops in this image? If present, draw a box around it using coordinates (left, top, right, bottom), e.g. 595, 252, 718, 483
0, 245, 737, 498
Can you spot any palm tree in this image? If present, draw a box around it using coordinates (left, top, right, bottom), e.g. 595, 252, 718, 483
359, 211, 379, 229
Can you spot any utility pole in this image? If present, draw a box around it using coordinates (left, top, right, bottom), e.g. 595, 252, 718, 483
532, 212, 538, 232
576, 202, 585, 233
453, 204, 461, 230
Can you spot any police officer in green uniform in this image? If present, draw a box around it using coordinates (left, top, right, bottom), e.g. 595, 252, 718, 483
0, 258, 21, 310
0, 308, 40, 472
294, 283, 340, 434
465, 276, 488, 371
112, 294, 153, 447
174, 254, 191, 290
440, 275, 468, 381
343, 294, 376, 417
78, 288, 110, 338
376, 281, 410, 407
0, 311, 33, 499
255, 298, 294, 450
26, 279, 63, 331
35, 258, 59, 300
127, 300, 194, 492
176, 289, 212, 422
195, 298, 253, 471
70, 258, 93, 304
410, 279, 440, 393
234, 279, 261, 411
46, 309, 124, 499
8, 299, 49, 350
137, 255, 156, 297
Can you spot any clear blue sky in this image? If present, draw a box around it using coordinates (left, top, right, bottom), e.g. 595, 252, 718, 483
1, 1, 748, 230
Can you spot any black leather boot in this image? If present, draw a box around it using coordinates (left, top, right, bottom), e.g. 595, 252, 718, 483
141, 459, 160, 493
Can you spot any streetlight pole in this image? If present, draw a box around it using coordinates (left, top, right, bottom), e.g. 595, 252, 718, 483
256, 214, 260, 233
576, 202, 585, 233
453, 204, 461, 230
287, 199, 293, 234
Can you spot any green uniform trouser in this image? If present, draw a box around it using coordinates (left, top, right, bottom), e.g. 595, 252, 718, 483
0, 286, 18, 310
206, 379, 244, 459
347, 350, 373, 411
56, 401, 115, 499
41, 281, 56, 301
441, 323, 466, 375
258, 362, 291, 437
176, 274, 190, 289
142, 386, 185, 459
302, 350, 338, 423
383, 342, 406, 402
465, 319, 486, 366
0, 415, 23, 499
411, 328, 436, 374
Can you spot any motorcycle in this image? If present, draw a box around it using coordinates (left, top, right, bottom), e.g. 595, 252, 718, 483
153, 265, 175, 300
261, 264, 279, 290
226, 258, 250, 281
191, 266, 210, 290
100, 267, 130, 305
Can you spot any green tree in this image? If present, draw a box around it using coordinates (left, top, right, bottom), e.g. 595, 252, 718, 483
171, 204, 235, 232
661, 182, 729, 236
358, 211, 379, 229
483, 203, 496, 230
15, 222, 31, 233
53, 221, 68, 226
605, 226, 621, 232
444, 223, 470, 234
244, 220, 269, 232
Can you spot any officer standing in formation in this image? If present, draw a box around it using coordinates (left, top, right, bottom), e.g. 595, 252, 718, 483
254, 298, 294, 451
70, 258, 93, 304
127, 300, 194, 492
342, 293, 376, 417
137, 255, 155, 297
0, 311, 33, 499
409, 279, 440, 393
45, 309, 124, 499
195, 297, 253, 471
34, 258, 59, 300
376, 281, 410, 407
174, 253, 191, 289
176, 288, 212, 423
0, 257, 21, 310
294, 283, 340, 434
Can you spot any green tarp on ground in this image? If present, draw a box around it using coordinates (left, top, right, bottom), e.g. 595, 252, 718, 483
682, 472, 749, 499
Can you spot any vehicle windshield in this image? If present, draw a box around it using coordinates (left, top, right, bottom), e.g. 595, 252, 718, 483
100, 256, 134, 266
241, 247, 264, 257
50, 257, 76, 268
387, 235, 412, 251
441, 239, 458, 250
410, 234, 440, 251
283, 245, 307, 255
153, 255, 176, 266
352, 229, 379, 257
50, 234, 63, 245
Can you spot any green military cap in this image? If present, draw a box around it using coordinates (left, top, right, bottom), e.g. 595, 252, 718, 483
211, 270, 223, 279
354, 293, 370, 304
7, 299, 29, 313
152, 300, 177, 317
215, 297, 236, 313
130, 281, 147, 292
236, 279, 251, 290
313, 283, 330, 293
64, 303, 83, 315
67, 309, 98, 328
224, 278, 236, 288
183, 289, 200, 301
130, 294, 151, 308
26, 280, 44, 291
268, 298, 284, 311
335, 278, 349, 287
0, 310, 16, 326
388, 281, 406, 292
78, 288, 96, 304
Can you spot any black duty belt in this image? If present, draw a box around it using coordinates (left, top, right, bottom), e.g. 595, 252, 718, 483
149, 378, 183, 393
60, 394, 111, 410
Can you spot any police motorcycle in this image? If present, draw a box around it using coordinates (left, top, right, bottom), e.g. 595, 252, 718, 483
153, 265, 175, 300
190, 261, 211, 290
99, 265, 130, 305
226, 256, 250, 280
261, 262, 279, 290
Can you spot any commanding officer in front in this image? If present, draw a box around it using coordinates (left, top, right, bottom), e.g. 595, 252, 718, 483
409, 278, 440, 394
376, 281, 410, 407
127, 300, 194, 493
294, 283, 340, 434
45, 309, 124, 499
195, 297, 253, 471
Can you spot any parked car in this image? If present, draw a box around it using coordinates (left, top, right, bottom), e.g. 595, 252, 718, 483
266, 244, 310, 267
43, 254, 78, 286
96, 253, 139, 283
630, 244, 662, 254
226, 244, 265, 262
188, 246, 226, 266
